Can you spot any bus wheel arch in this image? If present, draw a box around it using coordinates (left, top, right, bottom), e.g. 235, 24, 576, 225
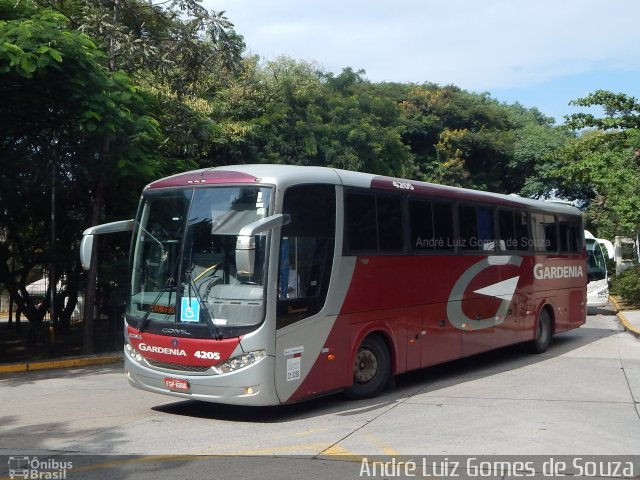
344, 332, 392, 400
530, 305, 554, 354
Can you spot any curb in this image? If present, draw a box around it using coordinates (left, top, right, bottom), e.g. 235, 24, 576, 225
0, 353, 123, 374
610, 296, 640, 339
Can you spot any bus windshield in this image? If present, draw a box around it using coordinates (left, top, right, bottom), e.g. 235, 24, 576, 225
586, 238, 607, 282
128, 186, 273, 334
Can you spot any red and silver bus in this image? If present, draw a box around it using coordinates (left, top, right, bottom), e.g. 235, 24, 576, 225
80, 165, 587, 405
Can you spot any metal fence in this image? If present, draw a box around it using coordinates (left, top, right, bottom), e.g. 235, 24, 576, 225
1, 278, 125, 355
0, 277, 83, 323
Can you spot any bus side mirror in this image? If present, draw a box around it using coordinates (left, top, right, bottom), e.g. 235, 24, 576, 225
80, 219, 135, 270
80, 235, 95, 271
236, 214, 290, 276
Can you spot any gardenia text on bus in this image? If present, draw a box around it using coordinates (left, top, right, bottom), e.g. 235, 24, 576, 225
534, 263, 584, 280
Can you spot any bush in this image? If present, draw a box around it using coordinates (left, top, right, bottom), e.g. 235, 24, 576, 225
610, 266, 640, 307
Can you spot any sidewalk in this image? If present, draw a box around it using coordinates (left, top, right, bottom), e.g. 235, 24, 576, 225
611, 296, 640, 339
0, 313, 124, 374
0, 353, 123, 374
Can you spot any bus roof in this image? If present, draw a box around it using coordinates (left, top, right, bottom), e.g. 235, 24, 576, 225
146, 164, 583, 216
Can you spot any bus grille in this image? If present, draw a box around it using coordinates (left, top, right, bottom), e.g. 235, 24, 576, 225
145, 359, 212, 374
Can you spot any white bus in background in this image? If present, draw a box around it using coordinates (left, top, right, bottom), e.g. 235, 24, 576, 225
585, 231, 610, 308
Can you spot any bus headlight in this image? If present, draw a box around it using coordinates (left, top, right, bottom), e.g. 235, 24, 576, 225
125, 343, 144, 364
213, 350, 267, 374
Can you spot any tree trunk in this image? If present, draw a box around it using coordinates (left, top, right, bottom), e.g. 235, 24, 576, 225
83, 0, 118, 354
83, 179, 105, 354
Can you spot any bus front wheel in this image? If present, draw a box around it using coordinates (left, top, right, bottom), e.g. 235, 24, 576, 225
530, 309, 552, 354
344, 335, 391, 400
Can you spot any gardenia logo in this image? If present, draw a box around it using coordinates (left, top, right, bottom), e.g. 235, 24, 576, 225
138, 343, 187, 356
534, 263, 584, 280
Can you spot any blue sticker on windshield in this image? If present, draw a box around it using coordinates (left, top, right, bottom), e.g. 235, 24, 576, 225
180, 297, 200, 323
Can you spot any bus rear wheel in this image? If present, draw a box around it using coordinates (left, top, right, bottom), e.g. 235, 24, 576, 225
530, 309, 552, 354
344, 335, 391, 400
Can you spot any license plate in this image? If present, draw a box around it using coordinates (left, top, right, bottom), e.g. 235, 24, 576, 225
164, 377, 190, 392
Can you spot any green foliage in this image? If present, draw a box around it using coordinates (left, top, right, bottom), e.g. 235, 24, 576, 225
208, 58, 414, 176
528, 131, 640, 238
533, 90, 640, 239
610, 267, 640, 307
0, 10, 78, 77
508, 104, 574, 198
208, 60, 558, 190
45, 0, 245, 168
399, 84, 563, 193
567, 90, 640, 131
0, 0, 165, 326
516, 89, 640, 240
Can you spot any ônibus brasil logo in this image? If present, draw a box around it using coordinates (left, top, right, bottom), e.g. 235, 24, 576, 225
8, 456, 73, 479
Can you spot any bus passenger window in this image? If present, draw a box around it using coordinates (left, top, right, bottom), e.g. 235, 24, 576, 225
498, 209, 530, 251
568, 223, 581, 252
558, 217, 582, 253
433, 202, 454, 251
477, 206, 495, 251
516, 210, 530, 250
532, 213, 558, 252
409, 199, 454, 252
409, 199, 434, 251
377, 196, 403, 251
345, 191, 404, 253
459, 205, 495, 252
559, 221, 570, 252
345, 193, 377, 251
459, 205, 478, 251
498, 209, 516, 251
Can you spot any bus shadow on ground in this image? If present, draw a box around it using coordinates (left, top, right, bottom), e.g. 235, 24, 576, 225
152, 318, 620, 423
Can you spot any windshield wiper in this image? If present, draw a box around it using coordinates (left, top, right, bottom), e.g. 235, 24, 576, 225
138, 277, 175, 333
137, 222, 166, 259
136, 230, 183, 333
184, 268, 223, 340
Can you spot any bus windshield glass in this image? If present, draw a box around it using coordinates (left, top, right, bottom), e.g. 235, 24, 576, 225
586, 238, 607, 282
128, 186, 272, 333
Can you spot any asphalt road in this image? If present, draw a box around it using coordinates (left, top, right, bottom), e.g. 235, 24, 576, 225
1, 306, 639, 479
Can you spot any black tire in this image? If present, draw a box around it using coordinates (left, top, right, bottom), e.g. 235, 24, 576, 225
530, 309, 552, 354
344, 335, 391, 400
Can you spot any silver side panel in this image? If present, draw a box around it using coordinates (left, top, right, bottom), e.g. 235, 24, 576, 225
274, 186, 356, 402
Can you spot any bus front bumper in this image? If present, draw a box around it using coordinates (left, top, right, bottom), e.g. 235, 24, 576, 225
124, 349, 280, 406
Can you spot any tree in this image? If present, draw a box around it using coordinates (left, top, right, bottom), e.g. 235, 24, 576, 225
548, 131, 640, 238
0, 0, 163, 347
208, 58, 415, 177
59, 0, 245, 167
508, 104, 574, 198
566, 90, 640, 131
1, 0, 247, 355
536, 90, 640, 239
400, 85, 555, 193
